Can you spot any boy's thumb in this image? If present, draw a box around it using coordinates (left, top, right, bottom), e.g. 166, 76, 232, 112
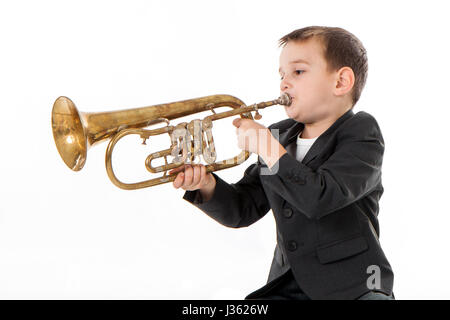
232, 118, 242, 128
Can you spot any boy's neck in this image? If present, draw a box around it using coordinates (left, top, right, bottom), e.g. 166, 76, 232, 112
300, 106, 352, 139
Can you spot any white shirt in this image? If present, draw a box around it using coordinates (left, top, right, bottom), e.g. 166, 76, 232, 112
296, 131, 319, 162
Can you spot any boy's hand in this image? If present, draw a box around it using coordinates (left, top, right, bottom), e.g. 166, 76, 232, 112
169, 164, 215, 191
232, 118, 270, 154
232, 117, 287, 169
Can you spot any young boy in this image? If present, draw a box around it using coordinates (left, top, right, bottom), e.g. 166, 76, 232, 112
170, 26, 394, 300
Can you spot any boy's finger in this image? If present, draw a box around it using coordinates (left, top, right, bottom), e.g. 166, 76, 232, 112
183, 165, 193, 186
200, 165, 206, 185
169, 164, 186, 175
232, 118, 242, 128
192, 165, 201, 186
173, 172, 184, 189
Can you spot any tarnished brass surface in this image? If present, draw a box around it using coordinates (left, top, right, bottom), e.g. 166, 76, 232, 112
52, 93, 291, 190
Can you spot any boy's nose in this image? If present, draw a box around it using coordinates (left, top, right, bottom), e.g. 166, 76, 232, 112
280, 79, 291, 91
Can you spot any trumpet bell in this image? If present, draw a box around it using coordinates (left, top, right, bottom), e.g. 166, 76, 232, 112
52, 96, 87, 171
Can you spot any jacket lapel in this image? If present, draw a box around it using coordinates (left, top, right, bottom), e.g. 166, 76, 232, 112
278, 108, 355, 165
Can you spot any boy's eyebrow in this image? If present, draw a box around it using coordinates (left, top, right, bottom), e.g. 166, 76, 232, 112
290, 59, 310, 65
278, 59, 310, 73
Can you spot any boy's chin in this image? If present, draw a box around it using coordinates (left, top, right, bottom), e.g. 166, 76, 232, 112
285, 106, 301, 119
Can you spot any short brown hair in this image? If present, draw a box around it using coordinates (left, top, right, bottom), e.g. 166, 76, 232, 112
279, 26, 368, 107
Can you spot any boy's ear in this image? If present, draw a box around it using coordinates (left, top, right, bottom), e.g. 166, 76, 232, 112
334, 67, 355, 96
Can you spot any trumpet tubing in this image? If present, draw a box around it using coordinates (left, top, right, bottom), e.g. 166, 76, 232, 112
51, 93, 291, 189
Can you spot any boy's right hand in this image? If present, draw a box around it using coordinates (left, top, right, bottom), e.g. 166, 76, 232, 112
169, 164, 215, 191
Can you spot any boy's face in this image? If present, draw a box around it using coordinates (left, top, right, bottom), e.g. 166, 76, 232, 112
279, 38, 342, 124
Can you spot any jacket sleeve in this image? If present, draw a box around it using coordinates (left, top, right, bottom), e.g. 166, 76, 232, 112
261, 114, 384, 220
183, 162, 271, 228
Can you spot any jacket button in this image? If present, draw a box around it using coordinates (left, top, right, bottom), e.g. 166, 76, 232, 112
287, 240, 297, 251
283, 208, 293, 218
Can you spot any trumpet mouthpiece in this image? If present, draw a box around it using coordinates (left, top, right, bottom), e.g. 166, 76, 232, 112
279, 93, 292, 106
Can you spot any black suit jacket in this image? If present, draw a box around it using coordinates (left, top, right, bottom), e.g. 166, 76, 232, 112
183, 108, 394, 300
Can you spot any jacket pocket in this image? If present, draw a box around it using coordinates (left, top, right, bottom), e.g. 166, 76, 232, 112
316, 235, 369, 264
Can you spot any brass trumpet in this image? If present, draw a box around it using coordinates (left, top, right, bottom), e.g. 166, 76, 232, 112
51, 93, 291, 190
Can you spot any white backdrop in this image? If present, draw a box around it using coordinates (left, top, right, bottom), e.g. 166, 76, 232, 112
1, 0, 449, 299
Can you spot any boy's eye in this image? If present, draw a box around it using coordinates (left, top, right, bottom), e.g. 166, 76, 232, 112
279, 70, 304, 80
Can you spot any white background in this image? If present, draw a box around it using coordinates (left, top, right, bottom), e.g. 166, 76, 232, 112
1, 0, 449, 299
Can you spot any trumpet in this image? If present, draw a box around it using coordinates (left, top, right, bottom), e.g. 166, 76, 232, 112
51, 93, 291, 190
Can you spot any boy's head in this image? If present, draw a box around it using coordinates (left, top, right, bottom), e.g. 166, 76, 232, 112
278, 26, 367, 124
